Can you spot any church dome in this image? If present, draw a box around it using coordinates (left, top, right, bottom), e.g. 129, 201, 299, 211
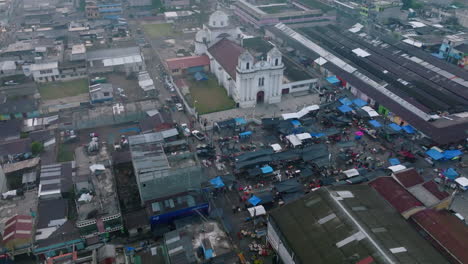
208, 11, 229, 28
195, 29, 207, 43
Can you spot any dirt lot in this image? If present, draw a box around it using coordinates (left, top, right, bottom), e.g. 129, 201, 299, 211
106, 73, 146, 102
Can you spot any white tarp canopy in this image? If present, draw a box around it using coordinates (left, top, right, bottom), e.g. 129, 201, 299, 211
282, 105, 319, 120
296, 133, 312, 141
361, 106, 379, 117
388, 165, 406, 172
343, 169, 359, 178
349, 23, 363, 33
90, 164, 105, 173
455, 177, 468, 188
402, 39, 423, 48
286, 135, 302, 147
248, 205, 266, 217
271, 143, 282, 152
102, 55, 142, 67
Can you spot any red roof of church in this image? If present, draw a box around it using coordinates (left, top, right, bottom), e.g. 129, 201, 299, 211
393, 168, 424, 188
207, 38, 244, 81
165, 55, 210, 70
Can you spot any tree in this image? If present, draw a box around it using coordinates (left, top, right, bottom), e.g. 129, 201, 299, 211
31, 141, 44, 155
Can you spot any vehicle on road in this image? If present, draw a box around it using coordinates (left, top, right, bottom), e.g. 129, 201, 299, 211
192, 130, 205, 141
180, 123, 191, 137
175, 103, 184, 111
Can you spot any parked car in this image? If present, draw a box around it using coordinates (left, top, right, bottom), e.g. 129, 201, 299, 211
180, 123, 191, 137
175, 103, 184, 111
192, 130, 206, 141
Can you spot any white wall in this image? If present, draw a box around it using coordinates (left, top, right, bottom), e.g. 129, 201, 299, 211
267, 222, 296, 264
0, 166, 6, 194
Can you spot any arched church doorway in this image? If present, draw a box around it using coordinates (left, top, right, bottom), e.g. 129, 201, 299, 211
256, 91, 264, 103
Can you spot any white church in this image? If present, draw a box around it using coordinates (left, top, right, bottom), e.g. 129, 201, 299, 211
195, 11, 287, 108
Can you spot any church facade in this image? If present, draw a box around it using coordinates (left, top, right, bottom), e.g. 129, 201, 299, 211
196, 11, 286, 108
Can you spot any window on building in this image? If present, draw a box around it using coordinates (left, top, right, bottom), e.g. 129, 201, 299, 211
39, 69, 53, 74
275, 58, 279, 66
213, 21, 216, 26
246, 62, 250, 70
172, 69, 179, 73
220, 21, 224, 26
103, 92, 110, 96
258, 77, 265, 87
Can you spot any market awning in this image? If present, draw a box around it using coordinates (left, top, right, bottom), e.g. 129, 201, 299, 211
426, 149, 444, 160
271, 144, 282, 152
290, 120, 301, 126
261, 166, 273, 174
388, 164, 406, 172
234, 117, 246, 125
209, 176, 225, 188
443, 150, 463, 160
248, 195, 261, 206
326, 75, 340, 84
239, 131, 252, 137
286, 135, 302, 147
343, 169, 359, 178
296, 133, 312, 141
248, 205, 266, 217
443, 168, 459, 180
361, 106, 379, 117
310, 132, 325, 138
352, 98, 367, 107
339, 97, 353, 106
388, 123, 402, 132
369, 120, 382, 128
338, 105, 353, 113
389, 158, 401, 166
402, 125, 415, 134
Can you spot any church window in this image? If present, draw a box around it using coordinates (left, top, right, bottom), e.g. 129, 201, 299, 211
258, 77, 264, 87
275, 58, 279, 66
246, 62, 250, 70
213, 21, 216, 26
221, 21, 224, 26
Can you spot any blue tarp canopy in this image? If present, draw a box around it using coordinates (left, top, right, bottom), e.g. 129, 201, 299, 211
443, 150, 463, 160
248, 195, 262, 206
369, 120, 382, 128
194, 71, 208, 81
310, 132, 325, 138
339, 98, 353, 106
338, 105, 353, 113
426, 149, 444, 160
290, 120, 301, 126
261, 166, 273, 174
388, 123, 402, 132
239, 131, 252, 137
352, 98, 367, 107
389, 158, 401, 166
326, 75, 340, 84
444, 168, 459, 180
402, 125, 415, 134
209, 176, 225, 188
234, 117, 246, 125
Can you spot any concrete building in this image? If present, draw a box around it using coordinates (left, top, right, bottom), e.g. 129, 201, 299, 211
162, 0, 189, 9
129, 0, 151, 7
70, 44, 86, 61
28, 61, 60, 82
267, 185, 449, 264
234, 0, 336, 29
86, 47, 145, 75
89, 83, 113, 104
128, 132, 207, 205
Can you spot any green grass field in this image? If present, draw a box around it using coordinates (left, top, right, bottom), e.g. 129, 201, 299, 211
187, 77, 236, 115
39, 79, 88, 100
57, 143, 74, 162
142, 23, 178, 38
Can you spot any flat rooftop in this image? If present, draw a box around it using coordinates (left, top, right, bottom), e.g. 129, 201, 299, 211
269, 185, 449, 264
74, 145, 120, 221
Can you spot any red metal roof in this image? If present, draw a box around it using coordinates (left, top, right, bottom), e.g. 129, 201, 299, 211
369, 177, 423, 214
422, 181, 450, 200
356, 256, 374, 264
393, 168, 424, 188
411, 209, 468, 264
207, 38, 244, 81
2, 215, 33, 244
165, 55, 210, 70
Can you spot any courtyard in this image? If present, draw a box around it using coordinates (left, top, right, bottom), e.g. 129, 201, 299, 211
186, 76, 236, 115
142, 23, 179, 39
38, 79, 88, 100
